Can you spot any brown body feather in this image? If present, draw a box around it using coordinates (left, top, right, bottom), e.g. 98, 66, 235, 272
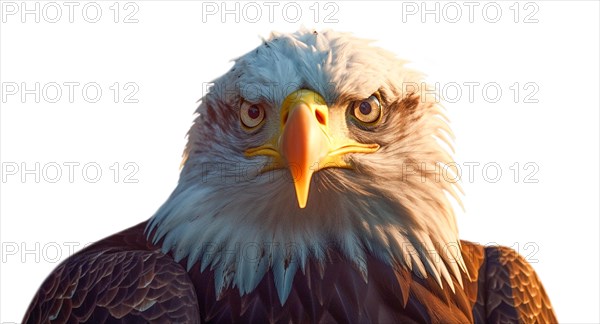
23, 222, 556, 323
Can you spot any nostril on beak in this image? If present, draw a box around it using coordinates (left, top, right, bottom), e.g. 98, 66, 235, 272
282, 112, 289, 125
315, 109, 326, 126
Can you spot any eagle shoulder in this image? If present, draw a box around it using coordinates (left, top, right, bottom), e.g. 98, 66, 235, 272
22, 222, 200, 323
466, 242, 557, 324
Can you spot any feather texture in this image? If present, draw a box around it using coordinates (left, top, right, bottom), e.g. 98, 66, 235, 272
24, 222, 556, 323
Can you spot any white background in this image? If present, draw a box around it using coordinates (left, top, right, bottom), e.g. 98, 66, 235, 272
1, 1, 598, 323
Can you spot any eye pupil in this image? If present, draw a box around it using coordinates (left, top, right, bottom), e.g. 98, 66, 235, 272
248, 106, 260, 119
359, 101, 372, 115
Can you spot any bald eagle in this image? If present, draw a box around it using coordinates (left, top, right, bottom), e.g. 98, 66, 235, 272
24, 29, 556, 323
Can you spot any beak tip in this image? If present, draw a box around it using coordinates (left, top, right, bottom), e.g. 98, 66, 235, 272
294, 186, 309, 209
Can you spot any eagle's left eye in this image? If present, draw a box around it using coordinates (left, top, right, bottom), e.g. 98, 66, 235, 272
351, 95, 382, 125
240, 101, 265, 129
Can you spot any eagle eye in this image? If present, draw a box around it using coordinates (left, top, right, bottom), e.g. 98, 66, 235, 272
351, 95, 382, 125
240, 101, 265, 129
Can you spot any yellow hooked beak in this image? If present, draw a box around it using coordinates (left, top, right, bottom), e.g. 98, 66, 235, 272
245, 89, 379, 208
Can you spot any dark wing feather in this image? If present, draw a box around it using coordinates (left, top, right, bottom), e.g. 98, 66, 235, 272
24, 222, 556, 323
22, 222, 200, 323
482, 245, 557, 324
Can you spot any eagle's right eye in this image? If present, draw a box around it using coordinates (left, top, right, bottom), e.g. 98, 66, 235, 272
240, 101, 265, 129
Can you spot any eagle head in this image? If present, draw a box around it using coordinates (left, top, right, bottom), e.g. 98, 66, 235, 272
147, 29, 465, 304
